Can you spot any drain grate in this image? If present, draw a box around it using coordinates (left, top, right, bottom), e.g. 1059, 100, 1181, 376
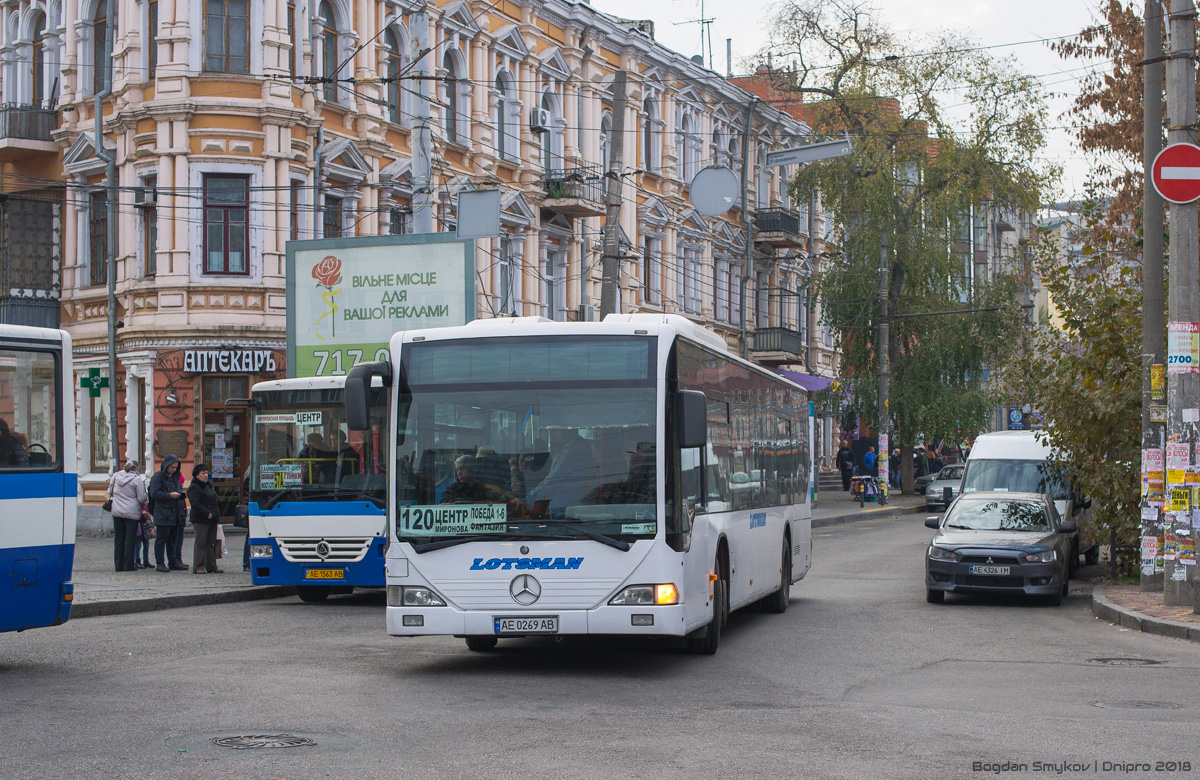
212, 735, 317, 750
1091, 700, 1183, 710
1087, 657, 1162, 666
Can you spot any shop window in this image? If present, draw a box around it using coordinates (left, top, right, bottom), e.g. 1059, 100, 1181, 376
90, 385, 111, 474
205, 0, 250, 74
203, 174, 249, 275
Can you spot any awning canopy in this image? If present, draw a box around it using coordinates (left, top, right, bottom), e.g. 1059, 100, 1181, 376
775, 369, 835, 393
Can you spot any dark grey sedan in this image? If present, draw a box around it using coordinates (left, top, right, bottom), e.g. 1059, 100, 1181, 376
924, 492, 1075, 606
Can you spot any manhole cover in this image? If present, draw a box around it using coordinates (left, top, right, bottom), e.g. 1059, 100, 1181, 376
1091, 700, 1183, 710
1087, 657, 1162, 666
212, 735, 317, 750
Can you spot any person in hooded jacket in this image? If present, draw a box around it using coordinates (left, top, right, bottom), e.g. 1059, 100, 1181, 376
107, 460, 148, 571
150, 454, 189, 572
187, 464, 223, 574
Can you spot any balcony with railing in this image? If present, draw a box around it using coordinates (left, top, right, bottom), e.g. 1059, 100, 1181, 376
754, 207, 805, 249
750, 326, 806, 366
541, 164, 606, 217
0, 104, 59, 160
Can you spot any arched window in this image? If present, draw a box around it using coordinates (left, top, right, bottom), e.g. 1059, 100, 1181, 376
600, 112, 612, 173
443, 51, 458, 143
384, 29, 402, 123
319, 2, 338, 102
93, 4, 108, 95
31, 12, 46, 105
494, 72, 516, 160
541, 92, 555, 171
642, 97, 656, 172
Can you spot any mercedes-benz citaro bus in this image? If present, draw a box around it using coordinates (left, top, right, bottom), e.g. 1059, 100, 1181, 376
0, 325, 76, 633
345, 314, 813, 654
247, 375, 389, 601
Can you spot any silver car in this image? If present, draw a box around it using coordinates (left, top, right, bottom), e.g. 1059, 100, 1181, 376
925, 464, 965, 510
924, 492, 1075, 606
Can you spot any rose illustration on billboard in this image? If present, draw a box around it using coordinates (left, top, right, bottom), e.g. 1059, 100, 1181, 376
312, 255, 343, 341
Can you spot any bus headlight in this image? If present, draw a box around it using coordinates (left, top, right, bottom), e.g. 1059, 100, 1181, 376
400, 586, 446, 607
609, 584, 679, 606
249, 544, 274, 558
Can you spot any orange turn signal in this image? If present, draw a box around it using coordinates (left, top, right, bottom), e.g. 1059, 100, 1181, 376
655, 583, 679, 605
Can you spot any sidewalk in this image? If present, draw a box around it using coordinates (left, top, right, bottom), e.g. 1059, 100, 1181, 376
1092, 584, 1200, 643
812, 489, 929, 526
69, 529, 295, 619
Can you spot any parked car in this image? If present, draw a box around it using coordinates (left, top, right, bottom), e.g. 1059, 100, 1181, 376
924, 492, 1075, 606
925, 464, 965, 510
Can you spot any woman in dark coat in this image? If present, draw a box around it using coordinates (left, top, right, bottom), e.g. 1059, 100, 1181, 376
187, 464, 222, 574
149, 454, 188, 572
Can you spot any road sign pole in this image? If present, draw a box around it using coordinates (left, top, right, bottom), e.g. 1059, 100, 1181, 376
1163, 0, 1198, 606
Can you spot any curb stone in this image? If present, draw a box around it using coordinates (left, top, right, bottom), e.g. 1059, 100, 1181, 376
1091, 584, 1200, 643
812, 502, 926, 529
71, 586, 297, 619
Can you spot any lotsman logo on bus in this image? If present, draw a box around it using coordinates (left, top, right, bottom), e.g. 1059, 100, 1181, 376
470, 557, 583, 571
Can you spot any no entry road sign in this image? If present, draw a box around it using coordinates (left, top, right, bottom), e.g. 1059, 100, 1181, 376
1152, 142, 1200, 204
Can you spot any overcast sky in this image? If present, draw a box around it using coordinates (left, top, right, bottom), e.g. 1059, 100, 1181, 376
589, 0, 1110, 198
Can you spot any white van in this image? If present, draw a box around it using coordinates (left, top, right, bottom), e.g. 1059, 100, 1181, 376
960, 431, 1097, 571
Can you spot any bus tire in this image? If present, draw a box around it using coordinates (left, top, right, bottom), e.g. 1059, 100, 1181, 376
687, 560, 726, 655
465, 636, 498, 652
762, 538, 791, 614
297, 587, 331, 603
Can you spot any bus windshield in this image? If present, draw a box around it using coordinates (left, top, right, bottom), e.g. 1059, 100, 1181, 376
251, 385, 388, 507
395, 336, 657, 547
960, 459, 1069, 501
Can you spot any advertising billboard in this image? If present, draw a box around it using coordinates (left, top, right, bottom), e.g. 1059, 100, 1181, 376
286, 234, 475, 377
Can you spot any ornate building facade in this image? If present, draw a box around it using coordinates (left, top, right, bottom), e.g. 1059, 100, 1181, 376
0, 0, 839, 520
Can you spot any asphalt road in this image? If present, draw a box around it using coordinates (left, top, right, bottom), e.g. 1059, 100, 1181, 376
3, 515, 1199, 780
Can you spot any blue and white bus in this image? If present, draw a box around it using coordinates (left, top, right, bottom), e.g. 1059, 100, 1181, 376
247, 376, 389, 601
345, 314, 813, 654
0, 325, 76, 633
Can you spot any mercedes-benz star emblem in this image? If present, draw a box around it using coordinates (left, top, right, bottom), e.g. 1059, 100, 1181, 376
509, 574, 542, 605
315, 541, 331, 559
520, 545, 530, 555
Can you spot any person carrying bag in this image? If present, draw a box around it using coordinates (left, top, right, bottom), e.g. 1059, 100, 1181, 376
187, 464, 223, 574
108, 460, 147, 572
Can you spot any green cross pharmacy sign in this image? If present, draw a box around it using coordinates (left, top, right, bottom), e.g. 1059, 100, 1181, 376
80, 367, 109, 398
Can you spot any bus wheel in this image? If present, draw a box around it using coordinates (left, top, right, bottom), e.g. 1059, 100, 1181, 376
465, 636, 498, 652
297, 588, 331, 603
687, 560, 726, 655
763, 539, 791, 614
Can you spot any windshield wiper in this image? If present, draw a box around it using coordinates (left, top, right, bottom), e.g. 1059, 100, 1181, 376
524, 519, 631, 551
944, 523, 974, 529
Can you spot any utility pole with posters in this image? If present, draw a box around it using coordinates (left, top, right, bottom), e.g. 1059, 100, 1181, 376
1161, 0, 1198, 606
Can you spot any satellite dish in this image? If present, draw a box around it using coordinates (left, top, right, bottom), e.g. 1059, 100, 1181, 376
689, 166, 739, 216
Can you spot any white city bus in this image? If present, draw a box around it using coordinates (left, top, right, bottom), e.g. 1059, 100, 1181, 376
247, 376, 389, 601
0, 325, 76, 633
345, 314, 813, 654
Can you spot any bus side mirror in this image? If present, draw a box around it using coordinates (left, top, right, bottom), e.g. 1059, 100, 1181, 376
346, 361, 390, 431
224, 414, 234, 441
677, 390, 707, 450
